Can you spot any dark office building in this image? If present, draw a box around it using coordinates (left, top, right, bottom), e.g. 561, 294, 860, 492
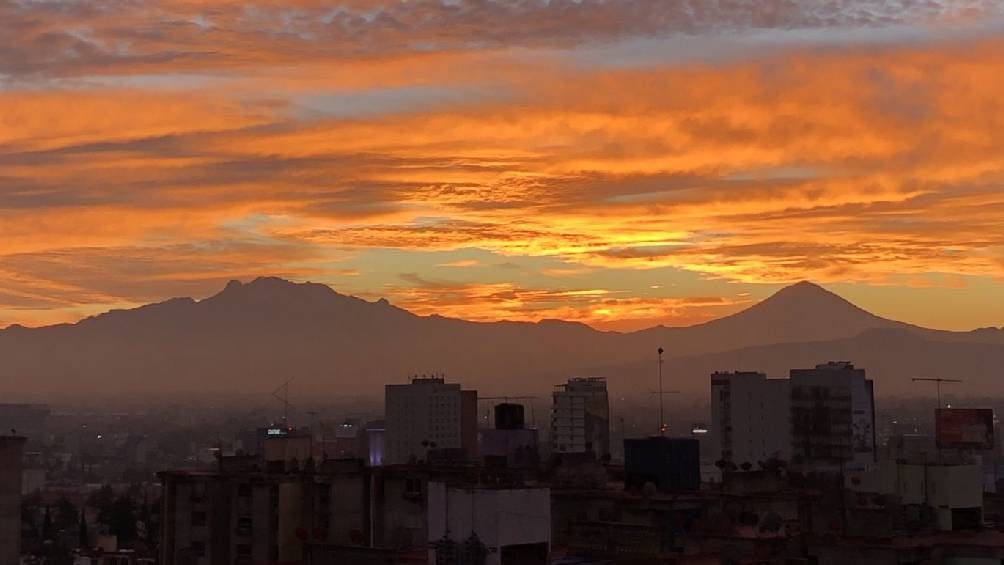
494, 403, 525, 430
790, 361, 876, 470
624, 437, 700, 494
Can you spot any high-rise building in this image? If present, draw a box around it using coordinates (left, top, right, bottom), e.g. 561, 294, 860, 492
710, 371, 791, 465
790, 361, 876, 470
551, 377, 610, 460
0, 436, 26, 565
385, 376, 478, 464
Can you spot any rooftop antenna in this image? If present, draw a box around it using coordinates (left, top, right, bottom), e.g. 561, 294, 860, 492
272, 377, 295, 428
911, 377, 962, 409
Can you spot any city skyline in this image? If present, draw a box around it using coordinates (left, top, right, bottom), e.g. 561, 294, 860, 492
3, 2, 1004, 332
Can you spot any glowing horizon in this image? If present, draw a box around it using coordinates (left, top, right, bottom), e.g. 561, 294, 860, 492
2, 1, 1003, 332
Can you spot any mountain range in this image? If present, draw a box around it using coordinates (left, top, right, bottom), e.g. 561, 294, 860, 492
1, 277, 1001, 400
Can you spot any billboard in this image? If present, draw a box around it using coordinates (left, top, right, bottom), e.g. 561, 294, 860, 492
936, 408, 994, 449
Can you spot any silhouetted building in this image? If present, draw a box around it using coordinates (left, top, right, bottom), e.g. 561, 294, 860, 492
480, 403, 539, 469
263, 426, 313, 472
624, 437, 700, 494
359, 420, 386, 467
710, 371, 791, 466
428, 483, 550, 565
0, 436, 26, 565
790, 362, 876, 471
495, 403, 525, 431
848, 459, 984, 531
316, 420, 361, 460
159, 466, 309, 564
161, 454, 527, 565
385, 376, 478, 464
551, 377, 610, 460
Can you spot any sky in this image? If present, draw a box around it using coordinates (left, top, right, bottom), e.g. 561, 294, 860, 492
2, 0, 1004, 332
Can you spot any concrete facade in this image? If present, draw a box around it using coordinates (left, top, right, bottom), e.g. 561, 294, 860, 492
849, 460, 984, 531
427, 483, 550, 565
710, 371, 791, 466
791, 361, 876, 471
385, 377, 477, 464
551, 377, 610, 460
158, 467, 307, 565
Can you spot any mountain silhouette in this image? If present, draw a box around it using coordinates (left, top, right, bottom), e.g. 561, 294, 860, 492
634, 280, 912, 357
0, 277, 999, 399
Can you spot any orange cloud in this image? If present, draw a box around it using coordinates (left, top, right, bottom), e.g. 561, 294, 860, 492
370, 278, 747, 331
3, 11, 1004, 330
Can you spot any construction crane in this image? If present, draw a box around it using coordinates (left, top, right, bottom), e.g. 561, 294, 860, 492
478, 396, 539, 428
911, 377, 962, 409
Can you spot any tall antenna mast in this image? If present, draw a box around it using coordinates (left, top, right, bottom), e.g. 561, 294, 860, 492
651, 349, 680, 436
658, 347, 665, 436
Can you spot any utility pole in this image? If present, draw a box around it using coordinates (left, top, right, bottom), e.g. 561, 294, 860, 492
911, 377, 962, 409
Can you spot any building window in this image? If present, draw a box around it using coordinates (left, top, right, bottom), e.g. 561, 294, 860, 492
236, 544, 252, 556
190, 482, 207, 502
190, 540, 206, 557
405, 478, 422, 498
191, 510, 207, 527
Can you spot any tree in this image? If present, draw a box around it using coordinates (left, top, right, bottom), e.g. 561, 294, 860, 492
79, 509, 89, 549
55, 497, 78, 531
41, 505, 53, 541
104, 495, 139, 543
87, 484, 115, 511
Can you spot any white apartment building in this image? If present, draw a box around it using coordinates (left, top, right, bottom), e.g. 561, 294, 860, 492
551, 377, 610, 459
710, 371, 791, 466
385, 376, 476, 464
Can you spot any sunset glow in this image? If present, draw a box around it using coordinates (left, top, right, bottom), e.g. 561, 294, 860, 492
2, 1, 1004, 330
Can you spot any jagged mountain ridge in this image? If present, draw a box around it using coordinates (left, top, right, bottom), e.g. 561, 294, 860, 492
0, 277, 999, 398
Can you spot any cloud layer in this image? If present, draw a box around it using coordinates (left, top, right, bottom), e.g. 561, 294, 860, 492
2, 1, 1003, 330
